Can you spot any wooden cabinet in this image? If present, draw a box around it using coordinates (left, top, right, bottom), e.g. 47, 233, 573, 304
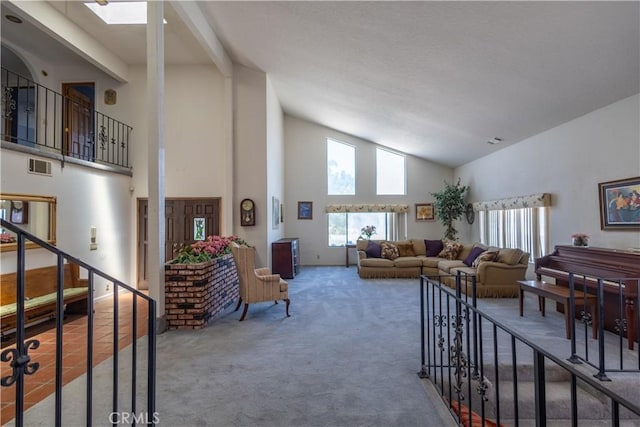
272, 238, 299, 279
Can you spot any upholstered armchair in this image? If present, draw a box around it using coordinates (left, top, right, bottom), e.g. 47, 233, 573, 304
230, 242, 291, 321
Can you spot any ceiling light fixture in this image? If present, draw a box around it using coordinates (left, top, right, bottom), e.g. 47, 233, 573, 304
487, 137, 503, 145
5, 15, 23, 24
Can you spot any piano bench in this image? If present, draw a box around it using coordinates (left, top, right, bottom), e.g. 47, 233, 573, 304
517, 280, 598, 340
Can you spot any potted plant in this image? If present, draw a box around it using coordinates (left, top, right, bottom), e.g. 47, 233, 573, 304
360, 225, 377, 240
571, 233, 589, 247
169, 235, 247, 264
431, 179, 469, 241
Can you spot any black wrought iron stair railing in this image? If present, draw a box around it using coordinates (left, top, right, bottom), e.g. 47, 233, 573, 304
1, 67, 132, 168
418, 272, 640, 426
566, 272, 640, 380
0, 219, 156, 427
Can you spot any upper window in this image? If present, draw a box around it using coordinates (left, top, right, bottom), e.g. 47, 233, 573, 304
376, 148, 405, 195
327, 139, 355, 195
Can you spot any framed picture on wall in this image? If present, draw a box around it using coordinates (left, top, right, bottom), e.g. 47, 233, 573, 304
598, 176, 640, 230
415, 203, 434, 222
272, 197, 280, 229
298, 201, 313, 220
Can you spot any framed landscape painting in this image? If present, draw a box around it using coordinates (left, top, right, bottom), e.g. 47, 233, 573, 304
415, 203, 435, 222
598, 176, 640, 230
298, 201, 313, 220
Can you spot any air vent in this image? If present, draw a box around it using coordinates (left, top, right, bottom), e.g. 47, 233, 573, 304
28, 158, 52, 176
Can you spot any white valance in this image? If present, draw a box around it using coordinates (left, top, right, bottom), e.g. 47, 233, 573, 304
325, 204, 410, 213
472, 193, 551, 211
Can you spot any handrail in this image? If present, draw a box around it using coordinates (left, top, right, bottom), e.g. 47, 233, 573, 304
1, 67, 132, 168
567, 272, 640, 378
419, 273, 640, 425
0, 219, 156, 426
0, 220, 148, 300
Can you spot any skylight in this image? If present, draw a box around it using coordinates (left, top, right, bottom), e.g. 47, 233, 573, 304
84, 2, 166, 25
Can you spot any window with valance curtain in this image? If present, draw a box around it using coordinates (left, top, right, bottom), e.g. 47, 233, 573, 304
475, 193, 551, 259
325, 204, 409, 246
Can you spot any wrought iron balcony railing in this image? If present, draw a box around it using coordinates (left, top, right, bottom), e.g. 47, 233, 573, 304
1, 67, 132, 169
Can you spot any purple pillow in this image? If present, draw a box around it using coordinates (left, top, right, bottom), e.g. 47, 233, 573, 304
365, 240, 382, 258
424, 239, 443, 257
463, 246, 486, 267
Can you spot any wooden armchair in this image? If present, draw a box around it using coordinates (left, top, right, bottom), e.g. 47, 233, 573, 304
230, 242, 290, 321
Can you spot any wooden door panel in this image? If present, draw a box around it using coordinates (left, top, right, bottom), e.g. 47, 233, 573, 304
137, 198, 221, 289
63, 85, 93, 161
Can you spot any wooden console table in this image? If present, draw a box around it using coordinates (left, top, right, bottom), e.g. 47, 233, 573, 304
518, 280, 598, 340
345, 244, 356, 267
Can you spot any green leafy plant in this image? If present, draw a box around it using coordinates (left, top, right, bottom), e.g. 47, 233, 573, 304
170, 235, 248, 264
430, 179, 469, 241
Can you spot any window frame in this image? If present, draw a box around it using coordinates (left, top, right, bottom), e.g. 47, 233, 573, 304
479, 206, 549, 260
326, 138, 356, 196
375, 147, 406, 196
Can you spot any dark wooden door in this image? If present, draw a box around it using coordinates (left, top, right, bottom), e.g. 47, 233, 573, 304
137, 198, 221, 289
62, 83, 93, 161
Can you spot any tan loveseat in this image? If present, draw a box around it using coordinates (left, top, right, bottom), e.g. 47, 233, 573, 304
356, 239, 529, 297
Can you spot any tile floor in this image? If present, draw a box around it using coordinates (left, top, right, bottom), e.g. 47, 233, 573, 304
0, 293, 149, 425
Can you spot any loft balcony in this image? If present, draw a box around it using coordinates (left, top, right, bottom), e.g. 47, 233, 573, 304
1, 67, 132, 169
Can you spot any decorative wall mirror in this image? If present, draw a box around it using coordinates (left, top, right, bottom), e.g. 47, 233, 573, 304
0, 193, 57, 252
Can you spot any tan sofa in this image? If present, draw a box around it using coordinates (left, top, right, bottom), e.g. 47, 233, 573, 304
356, 239, 529, 298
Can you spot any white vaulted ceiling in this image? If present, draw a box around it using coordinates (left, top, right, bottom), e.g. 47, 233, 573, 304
2, 1, 639, 167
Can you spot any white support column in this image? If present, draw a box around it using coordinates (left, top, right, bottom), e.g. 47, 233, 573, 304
147, 1, 166, 331
223, 77, 234, 235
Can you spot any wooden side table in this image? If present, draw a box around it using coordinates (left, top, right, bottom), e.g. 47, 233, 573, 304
345, 244, 356, 267
518, 280, 598, 339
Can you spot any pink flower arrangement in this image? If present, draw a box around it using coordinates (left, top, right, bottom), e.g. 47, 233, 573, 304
171, 235, 248, 264
0, 233, 16, 243
360, 225, 377, 239
571, 233, 589, 247
191, 235, 246, 258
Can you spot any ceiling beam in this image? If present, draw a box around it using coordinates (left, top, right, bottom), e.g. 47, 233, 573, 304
169, 1, 232, 77
7, 0, 129, 83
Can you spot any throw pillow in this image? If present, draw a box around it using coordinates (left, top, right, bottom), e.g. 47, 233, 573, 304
424, 239, 444, 257
472, 250, 499, 268
438, 240, 464, 260
380, 242, 400, 260
463, 246, 485, 267
497, 248, 524, 265
397, 243, 416, 257
365, 240, 382, 258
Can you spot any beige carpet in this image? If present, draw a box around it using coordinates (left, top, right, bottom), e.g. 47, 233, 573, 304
15, 266, 457, 426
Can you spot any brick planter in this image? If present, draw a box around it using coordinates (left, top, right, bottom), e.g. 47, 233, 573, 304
164, 253, 239, 330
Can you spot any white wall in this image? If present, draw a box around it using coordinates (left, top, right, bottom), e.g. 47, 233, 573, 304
266, 77, 285, 267
0, 149, 132, 299
284, 115, 453, 265
126, 64, 226, 198
233, 65, 269, 265
456, 94, 640, 251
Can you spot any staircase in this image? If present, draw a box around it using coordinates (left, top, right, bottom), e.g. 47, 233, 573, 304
0, 219, 157, 427
418, 275, 640, 427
